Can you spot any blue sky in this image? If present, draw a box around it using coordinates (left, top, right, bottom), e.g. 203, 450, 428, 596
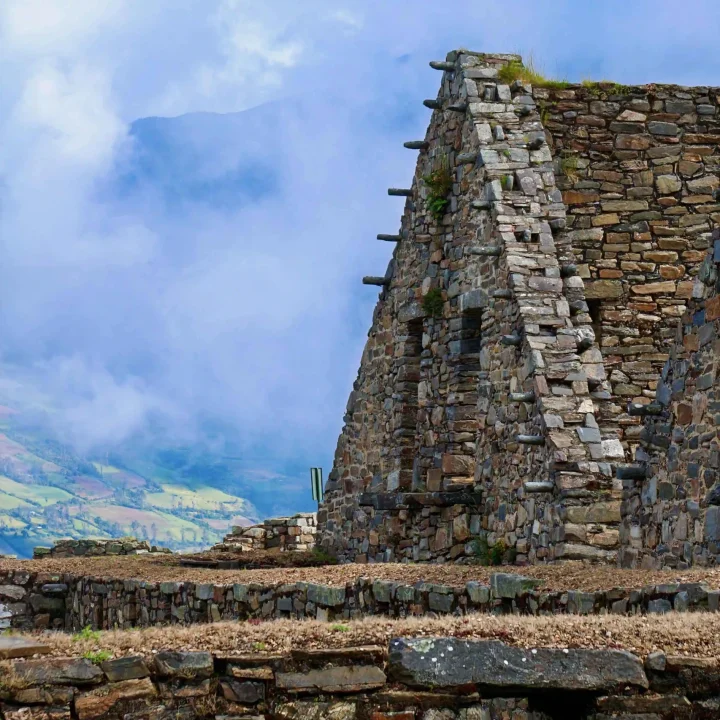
0, 1, 719, 511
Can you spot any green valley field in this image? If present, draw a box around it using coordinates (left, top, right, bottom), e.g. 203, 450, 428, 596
0, 404, 259, 558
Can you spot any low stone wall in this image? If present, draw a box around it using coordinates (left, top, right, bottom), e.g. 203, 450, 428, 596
33, 538, 171, 559
213, 513, 317, 553
4, 569, 720, 631
0, 638, 717, 720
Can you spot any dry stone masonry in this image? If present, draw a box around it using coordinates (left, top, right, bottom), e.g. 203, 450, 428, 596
32, 538, 171, 560
6, 568, 720, 632
0, 637, 718, 720
212, 513, 317, 553
319, 50, 720, 568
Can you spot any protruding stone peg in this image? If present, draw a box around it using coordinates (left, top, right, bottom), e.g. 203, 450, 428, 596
577, 336, 594, 352
561, 264, 578, 278
388, 188, 413, 197
510, 391, 535, 403
377, 234, 402, 242
468, 246, 502, 256
628, 402, 662, 417
429, 61, 455, 71
404, 141, 429, 150
528, 136, 545, 150
491, 289, 512, 299
501, 334, 522, 346
423, 99, 441, 110
457, 151, 478, 164
615, 465, 647, 480
517, 435, 545, 445
363, 276, 389, 287
524, 481, 553, 492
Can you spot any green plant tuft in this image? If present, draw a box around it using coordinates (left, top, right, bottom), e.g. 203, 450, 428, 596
73, 626, 101, 643
422, 156, 453, 223
311, 546, 338, 565
497, 56, 569, 89
331, 624, 350, 632
83, 649, 111, 664
253, 641, 267, 651
559, 154, 580, 182
581, 79, 630, 97
422, 288, 444, 317
470, 535, 510, 566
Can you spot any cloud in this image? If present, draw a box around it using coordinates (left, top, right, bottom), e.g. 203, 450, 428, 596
0, 0, 124, 56
0, 0, 719, 508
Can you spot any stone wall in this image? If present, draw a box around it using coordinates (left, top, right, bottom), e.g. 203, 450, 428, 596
539, 81, 720, 446
0, 638, 717, 720
320, 50, 623, 565
319, 49, 720, 567
4, 568, 720, 632
620, 230, 720, 568
33, 538, 171, 559
212, 513, 317, 553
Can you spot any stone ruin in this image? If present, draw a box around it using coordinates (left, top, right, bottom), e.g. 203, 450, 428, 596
212, 513, 317, 553
318, 50, 720, 569
33, 537, 172, 559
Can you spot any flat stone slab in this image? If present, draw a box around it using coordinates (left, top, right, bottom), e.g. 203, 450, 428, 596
0, 636, 51, 659
10, 658, 104, 686
154, 651, 214, 678
388, 638, 648, 692
75, 677, 157, 720
276, 665, 386, 693
101, 655, 150, 682
358, 492, 478, 510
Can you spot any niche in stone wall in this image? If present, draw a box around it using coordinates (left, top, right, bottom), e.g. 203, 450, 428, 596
451, 308, 482, 425
586, 299, 603, 345
389, 318, 423, 492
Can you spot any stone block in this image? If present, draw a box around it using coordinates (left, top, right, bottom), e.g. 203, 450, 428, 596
75, 678, 157, 720
220, 679, 266, 703
566, 502, 621, 524
276, 666, 386, 693
307, 584, 346, 607
584, 280, 623, 299
388, 638, 648, 691
154, 651, 214, 678
490, 573, 541, 599
101, 656, 150, 682
10, 658, 104, 686
274, 702, 357, 720
465, 582, 490, 605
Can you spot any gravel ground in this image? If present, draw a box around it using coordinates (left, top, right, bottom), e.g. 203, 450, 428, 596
10, 613, 720, 660
4, 555, 720, 591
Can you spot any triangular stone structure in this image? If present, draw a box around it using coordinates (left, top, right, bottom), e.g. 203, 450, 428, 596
318, 50, 720, 568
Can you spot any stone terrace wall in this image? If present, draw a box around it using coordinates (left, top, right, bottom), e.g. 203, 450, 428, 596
320, 50, 622, 566
33, 538, 171, 560
212, 513, 317, 553
4, 569, 720, 632
1, 639, 717, 720
620, 231, 720, 569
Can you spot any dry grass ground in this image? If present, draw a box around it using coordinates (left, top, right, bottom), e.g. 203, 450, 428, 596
11, 613, 720, 660
4, 554, 720, 592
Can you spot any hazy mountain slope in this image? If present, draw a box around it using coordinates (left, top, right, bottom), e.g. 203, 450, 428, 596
0, 102, 326, 556
0, 402, 260, 556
